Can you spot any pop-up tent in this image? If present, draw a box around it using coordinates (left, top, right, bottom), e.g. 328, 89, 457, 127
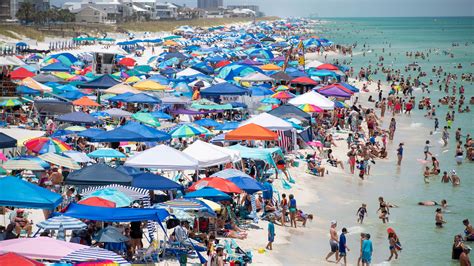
0, 132, 17, 148
61, 203, 169, 222
183, 140, 233, 168
288, 90, 335, 110
56, 112, 100, 125
78, 74, 120, 90
65, 164, 132, 186
0, 176, 62, 209
268, 104, 311, 121
225, 123, 278, 141
131, 172, 183, 191
200, 82, 248, 96
125, 144, 199, 170
228, 144, 283, 167
240, 112, 293, 131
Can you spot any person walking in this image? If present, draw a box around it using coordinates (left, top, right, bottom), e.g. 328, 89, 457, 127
325, 221, 339, 262
336, 227, 350, 265
361, 233, 373, 266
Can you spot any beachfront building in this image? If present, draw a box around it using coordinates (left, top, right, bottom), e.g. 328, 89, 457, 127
155, 2, 178, 19
227, 4, 263, 17
74, 6, 112, 24
0, 0, 50, 20
197, 0, 223, 11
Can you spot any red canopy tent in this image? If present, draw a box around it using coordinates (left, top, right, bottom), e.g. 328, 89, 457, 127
9, 67, 36, 80
0, 252, 44, 266
316, 63, 339, 71
291, 76, 318, 86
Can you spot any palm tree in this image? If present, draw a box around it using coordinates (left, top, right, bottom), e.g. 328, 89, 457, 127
16, 1, 35, 24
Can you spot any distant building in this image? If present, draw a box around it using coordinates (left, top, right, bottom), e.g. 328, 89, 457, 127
74, 6, 111, 23
0, 0, 50, 20
0, 0, 11, 20
197, 0, 223, 11
227, 4, 263, 17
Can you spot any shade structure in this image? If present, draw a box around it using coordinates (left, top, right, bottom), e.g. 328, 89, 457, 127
131, 172, 183, 190
183, 140, 232, 168
93, 226, 129, 243
37, 215, 87, 230
123, 93, 161, 104
133, 80, 168, 91
87, 148, 126, 158
38, 152, 81, 170
155, 198, 216, 217
0, 132, 17, 148
24, 137, 72, 154
72, 96, 100, 107
188, 177, 242, 194
260, 63, 281, 71
316, 63, 339, 70
268, 104, 311, 121
317, 84, 354, 98
0, 252, 44, 266
82, 188, 132, 207
240, 72, 274, 82
65, 163, 132, 186
211, 168, 252, 179
120, 121, 170, 141
118, 57, 136, 67
56, 112, 99, 125
103, 83, 141, 94
270, 71, 292, 81
216, 121, 239, 131
108, 92, 134, 102
288, 90, 335, 110
225, 123, 278, 141
62, 150, 93, 163
338, 82, 360, 92
2, 159, 44, 170
194, 118, 220, 127
40, 62, 70, 72
0, 237, 86, 261
78, 196, 116, 208
61, 203, 169, 222
131, 112, 161, 127
81, 184, 147, 202
0, 176, 61, 209
291, 76, 319, 85
104, 108, 132, 118
298, 104, 324, 113
0, 99, 22, 107
125, 144, 199, 170
169, 124, 204, 138
271, 91, 295, 99
240, 112, 294, 131
249, 86, 273, 96
78, 74, 120, 90
200, 82, 248, 96
184, 187, 232, 201
10, 67, 35, 80
151, 111, 173, 120
19, 77, 52, 92
227, 176, 264, 194
62, 247, 128, 264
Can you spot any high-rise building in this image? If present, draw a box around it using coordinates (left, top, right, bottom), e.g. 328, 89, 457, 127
197, 0, 223, 10
0, 0, 12, 20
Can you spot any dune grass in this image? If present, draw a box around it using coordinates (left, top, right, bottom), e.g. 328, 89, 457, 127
119, 16, 279, 32
0, 25, 45, 41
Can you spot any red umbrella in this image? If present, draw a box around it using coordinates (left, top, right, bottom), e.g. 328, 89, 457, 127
78, 197, 116, 208
10, 67, 36, 80
118, 57, 136, 67
316, 63, 339, 71
188, 177, 242, 194
0, 252, 44, 266
291, 76, 318, 85
215, 60, 231, 68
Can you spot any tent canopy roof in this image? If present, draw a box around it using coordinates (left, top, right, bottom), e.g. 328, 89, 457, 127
0, 176, 62, 209
288, 90, 335, 110
125, 144, 199, 170
225, 123, 278, 141
183, 140, 233, 168
65, 164, 132, 186
240, 112, 294, 131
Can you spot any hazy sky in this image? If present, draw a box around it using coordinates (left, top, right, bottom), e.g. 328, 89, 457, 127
169, 0, 474, 17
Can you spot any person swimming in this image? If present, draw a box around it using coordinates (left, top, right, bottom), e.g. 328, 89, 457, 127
418, 199, 447, 208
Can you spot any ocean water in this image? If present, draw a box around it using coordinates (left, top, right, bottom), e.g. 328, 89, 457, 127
275, 17, 474, 265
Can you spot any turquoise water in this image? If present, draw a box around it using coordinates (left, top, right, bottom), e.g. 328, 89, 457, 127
276, 17, 474, 265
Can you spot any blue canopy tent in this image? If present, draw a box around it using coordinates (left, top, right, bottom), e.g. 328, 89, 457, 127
0, 176, 62, 209
88, 127, 149, 142
183, 187, 231, 201
59, 90, 85, 100
65, 163, 132, 186
228, 145, 283, 167
339, 82, 360, 93
194, 118, 220, 127
108, 92, 134, 102
117, 165, 143, 175
16, 85, 41, 95
40, 62, 71, 72
215, 121, 239, 131
61, 203, 169, 222
78, 74, 120, 90
150, 111, 172, 120
200, 83, 248, 97
120, 121, 171, 141
77, 128, 105, 139
0, 133, 17, 148
131, 172, 183, 190
123, 93, 161, 104
56, 112, 100, 125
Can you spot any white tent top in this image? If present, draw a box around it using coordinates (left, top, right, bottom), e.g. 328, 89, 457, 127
305, 60, 324, 68
104, 108, 132, 118
125, 144, 199, 170
183, 140, 232, 168
240, 72, 275, 82
240, 112, 294, 131
176, 67, 203, 78
288, 90, 335, 110
161, 96, 191, 105
0, 127, 45, 145
103, 83, 142, 94
0, 56, 25, 66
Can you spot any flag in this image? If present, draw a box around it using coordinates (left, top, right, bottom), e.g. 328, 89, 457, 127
282, 45, 293, 71
277, 130, 292, 152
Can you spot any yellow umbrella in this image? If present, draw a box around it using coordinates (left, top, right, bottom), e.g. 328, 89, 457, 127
163, 40, 179, 46
133, 80, 168, 91
260, 64, 281, 71
52, 72, 74, 80
125, 76, 141, 83
198, 198, 222, 212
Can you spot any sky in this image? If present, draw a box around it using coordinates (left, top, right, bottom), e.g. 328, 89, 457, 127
52, 0, 474, 17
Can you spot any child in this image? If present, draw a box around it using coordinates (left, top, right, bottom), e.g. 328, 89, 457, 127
357, 160, 366, 179
423, 166, 431, 183
336, 228, 350, 265
434, 117, 439, 131
266, 218, 275, 250
346, 133, 354, 149
424, 140, 432, 160
357, 203, 368, 224
381, 132, 387, 149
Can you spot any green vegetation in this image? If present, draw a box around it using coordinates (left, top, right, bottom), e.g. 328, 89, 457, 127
0, 25, 45, 41
119, 16, 279, 32
16, 1, 75, 24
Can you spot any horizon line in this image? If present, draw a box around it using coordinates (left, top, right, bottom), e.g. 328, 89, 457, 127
306, 15, 474, 19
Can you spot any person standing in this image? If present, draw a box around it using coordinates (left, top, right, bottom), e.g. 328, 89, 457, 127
387, 231, 399, 261
336, 227, 350, 265
361, 233, 373, 266
288, 194, 297, 228
266, 218, 275, 250
442, 126, 450, 146
424, 140, 432, 160
325, 221, 339, 262
397, 143, 404, 166
280, 194, 288, 227
435, 208, 447, 228
389, 118, 396, 140
459, 246, 471, 266
357, 203, 368, 224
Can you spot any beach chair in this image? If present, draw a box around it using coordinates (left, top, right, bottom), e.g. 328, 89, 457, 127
223, 239, 252, 264
135, 240, 161, 263
226, 205, 251, 229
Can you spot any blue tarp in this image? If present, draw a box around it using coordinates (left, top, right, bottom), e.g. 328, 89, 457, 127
61, 203, 169, 222
0, 176, 62, 209
200, 83, 248, 96
184, 187, 231, 201
78, 74, 120, 90
56, 112, 99, 125
40, 62, 70, 72
123, 93, 161, 104
65, 163, 132, 186
131, 172, 183, 190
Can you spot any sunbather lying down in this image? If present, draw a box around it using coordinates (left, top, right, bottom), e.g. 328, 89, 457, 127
264, 210, 314, 227
218, 229, 248, 239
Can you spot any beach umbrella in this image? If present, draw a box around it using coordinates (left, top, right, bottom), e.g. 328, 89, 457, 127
155, 198, 216, 217
78, 197, 116, 208
260, 98, 281, 104
87, 148, 126, 159
169, 124, 203, 138
291, 76, 318, 85
0, 252, 45, 266
226, 176, 264, 194
37, 215, 86, 231
62, 150, 93, 163
188, 177, 242, 194
62, 247, 129, 264
82, 188, 132, 207
93, 226, 129, 243
212, 168, 252, 179
64, 126, 87, 132
38, 152, 81, 170
316, 63, 339, 70
51, 129, 74, 137
257, 105, 275, 112
307, 141, 323, 147
131, 112, 161, 127
72, 96, 100, 107
184, 187, 232, 201
125, 76, 140, 83
56, 223, 66, 241
0, 99, 22, 107
150, 111, 172, 120
260, 63, 281, 71
198, 198, 222, 212
90, 111, 111, 119
249, 86, 273, 96
272, 85, 290, 92
0, 237, 85, 261
271, 91, 295, 100
24, 137, 72, 154
194, 118, 220, 127
298, 104, 324, 113
2, 159, 44, 170
118, 57, 136, 67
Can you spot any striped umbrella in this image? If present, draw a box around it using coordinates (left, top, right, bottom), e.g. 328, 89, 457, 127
56, 224, 66, 241
298, 104, 323, 113
271, 91, 295, 99
272, 85, 290, 92
131, 112, 161, 127
169, 124, 203, 138
83, 188, 132, 207
156, 198, 216, 217
37, 215, 86, 230
87, 148, 126, 159
24, 137, 72, 154
2, 159, 44, 170
62, 247, 128, 264
0, 99, 22, 107
62, 151, 93, 163
38, 152, 81, 170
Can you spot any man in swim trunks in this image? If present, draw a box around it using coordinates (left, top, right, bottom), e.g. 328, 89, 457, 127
463, 219, 474, 241
325, 220, 339, 262
435, 208, 446, 228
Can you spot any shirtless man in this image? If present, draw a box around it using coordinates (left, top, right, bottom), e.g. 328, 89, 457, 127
435, 208, 446, 228
451, 170, 461, 186
49, 167, 63, 192
441, 171, 452, 183
325, 221, 339, 262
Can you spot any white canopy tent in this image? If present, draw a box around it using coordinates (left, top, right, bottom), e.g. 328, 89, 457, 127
288, 90, 335, 110
176, 67, 203, 78
104, 108, 132, 118
103, 83, 142, 94
305, 60, 324, 68
0, 127, 45, 146
183, 140, 233, 168
125, 144, 199, 170
239, 112, 294, 131
240, 72, 275, 82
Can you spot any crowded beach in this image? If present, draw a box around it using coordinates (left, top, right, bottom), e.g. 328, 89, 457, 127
0, 18, 472, 266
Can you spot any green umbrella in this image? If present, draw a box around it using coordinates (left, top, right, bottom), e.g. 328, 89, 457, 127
131, 112, 161, 127
0, 99, 22, 107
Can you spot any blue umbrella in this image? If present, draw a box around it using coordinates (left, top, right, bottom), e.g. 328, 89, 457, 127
216, 121, 239, 131
226, 176, 265, 194
150, 111, 172, 120
194, 118, 221, 127
250, 86, 274, 96
261, 98, 281, 104
83, 188, 132, 207
184, 187, 231, 201
87, 148, 126, 158
62, 247, 129, 264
